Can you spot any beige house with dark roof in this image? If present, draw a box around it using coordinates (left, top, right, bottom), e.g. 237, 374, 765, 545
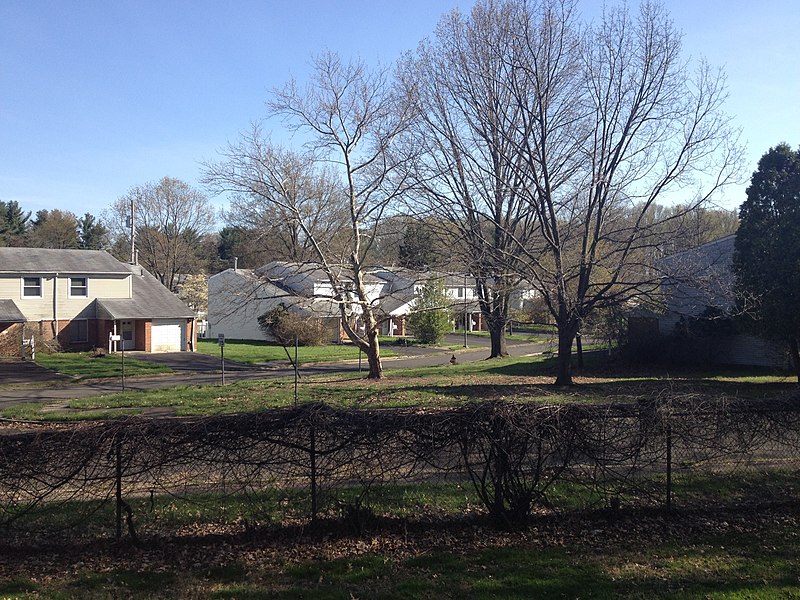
0, 248, 196, 356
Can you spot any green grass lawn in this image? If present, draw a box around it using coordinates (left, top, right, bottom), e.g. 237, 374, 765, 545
196, 338, 397, 364
453, 328, 555, 342
3, 346, 799, 598
1, 354, 602, 420
2, 478, 798, 599
6, 353, 794, 421
6, 533, 798, 600
5, 535, 799, 599
35, 351, 172, 380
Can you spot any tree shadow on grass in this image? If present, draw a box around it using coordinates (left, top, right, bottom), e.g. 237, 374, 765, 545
268, 532, 800, 600
479, 355, 796, 401
371, 376, 794, 406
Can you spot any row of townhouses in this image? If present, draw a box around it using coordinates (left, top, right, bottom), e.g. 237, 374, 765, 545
207, 261, 534, 342
1, 239, 787, 369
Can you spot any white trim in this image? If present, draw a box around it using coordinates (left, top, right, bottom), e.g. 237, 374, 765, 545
21, 276, 43, 298
68, 276, 89, 298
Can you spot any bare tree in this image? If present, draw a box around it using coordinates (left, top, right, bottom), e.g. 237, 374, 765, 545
107, 177, 217, 292
217, 130, 349, 263
506, 0, 743, 384
205, 52, 413, 378
402, 0, 741, 383
399, 0, 540, 358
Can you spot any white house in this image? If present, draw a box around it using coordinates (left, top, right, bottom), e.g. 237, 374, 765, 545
208, 261, 539, 342
208, 265, 334, 341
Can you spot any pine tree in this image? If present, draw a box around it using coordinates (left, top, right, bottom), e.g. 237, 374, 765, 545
0, 200, 31, 245
78, 213, 109, 250
733, 143, 800, 381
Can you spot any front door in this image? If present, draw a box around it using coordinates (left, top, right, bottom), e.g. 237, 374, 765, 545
121, 320, 135, 350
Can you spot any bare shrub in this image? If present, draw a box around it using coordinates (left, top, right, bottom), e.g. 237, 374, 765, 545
1, 398, 798, 542
258, 304, 328, 346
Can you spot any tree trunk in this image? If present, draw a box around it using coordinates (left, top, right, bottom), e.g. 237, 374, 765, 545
365, 329, 383, 379
488, 320, 508, 358
554, 327, 575, 386
789, 338, 800, 383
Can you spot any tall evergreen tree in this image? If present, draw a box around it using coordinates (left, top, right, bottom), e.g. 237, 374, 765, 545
733, 143, 800, 381
398, 221, 437, 270
0, 200, 31, 245
78, 213, 109, 250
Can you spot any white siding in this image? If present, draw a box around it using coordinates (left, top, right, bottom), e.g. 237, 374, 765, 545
208, 270, 272, 341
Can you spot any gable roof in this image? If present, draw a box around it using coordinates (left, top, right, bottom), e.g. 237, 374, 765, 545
659, 234, 737, 316
256, 261, 388, 285
0, 299, 26, 323
96, 264, 195, 320
0, 248, 131, 275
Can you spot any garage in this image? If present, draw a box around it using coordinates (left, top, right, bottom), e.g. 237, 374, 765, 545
151, 319, 186, 352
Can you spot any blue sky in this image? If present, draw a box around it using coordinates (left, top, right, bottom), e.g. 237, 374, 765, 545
1, 1, 798, 219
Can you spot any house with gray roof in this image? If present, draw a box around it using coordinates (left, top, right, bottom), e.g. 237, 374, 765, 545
629, 235, 788, 368
208, 263, 346, 342
208, 260, 539, 342
0, 248, 196, 356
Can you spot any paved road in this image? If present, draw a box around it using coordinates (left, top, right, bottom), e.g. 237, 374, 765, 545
0, 336, 553, 408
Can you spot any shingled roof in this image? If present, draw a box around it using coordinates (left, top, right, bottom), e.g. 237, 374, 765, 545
96, 264, 195, 320
0, 248, 132, 274
0, 299, 26, 323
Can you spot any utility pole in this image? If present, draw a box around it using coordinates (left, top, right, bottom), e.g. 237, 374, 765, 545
128, 196, 136, 264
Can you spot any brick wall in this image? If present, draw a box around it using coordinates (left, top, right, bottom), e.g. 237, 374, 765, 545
134, 320, 152, 352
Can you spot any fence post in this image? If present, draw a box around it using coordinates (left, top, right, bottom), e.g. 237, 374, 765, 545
310, 419, 318, 521
115, 435, 123, 540
666, 421, 672, 514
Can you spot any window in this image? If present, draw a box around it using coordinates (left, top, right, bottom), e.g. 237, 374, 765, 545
457, 287, 464, 298
69, 319, 88, 343
69, 277, 88, 297
22, 277, 42, 298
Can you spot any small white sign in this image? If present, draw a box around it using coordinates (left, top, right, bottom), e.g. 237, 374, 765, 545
109, 334, 121, 342
218, 333, 225, 346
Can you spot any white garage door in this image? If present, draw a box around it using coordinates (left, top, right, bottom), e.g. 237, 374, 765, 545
151, 319, 185, 352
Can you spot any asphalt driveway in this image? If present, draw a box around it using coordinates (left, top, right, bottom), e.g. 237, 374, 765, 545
130, 333, 553, 373
0, 359, 70, 385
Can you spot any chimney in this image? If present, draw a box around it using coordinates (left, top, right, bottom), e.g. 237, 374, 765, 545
234, 257, 238, 271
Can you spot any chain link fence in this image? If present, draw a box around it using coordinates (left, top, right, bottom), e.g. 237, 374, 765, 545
1, 396, 798, 542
